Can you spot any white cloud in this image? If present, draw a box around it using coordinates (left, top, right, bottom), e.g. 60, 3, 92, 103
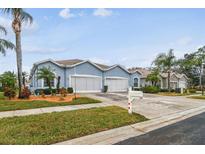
59, 8, 75, 19
177, 37, 192, 46
93, 8, 113, 17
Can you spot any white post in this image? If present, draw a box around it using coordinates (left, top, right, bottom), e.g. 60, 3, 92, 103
181, 87, 183, 94
128, 97, 132, 114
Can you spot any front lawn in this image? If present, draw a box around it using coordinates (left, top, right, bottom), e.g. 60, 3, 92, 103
0, 106, 148, 144
158, 92, 189, 96
188, 95, 205, 99
0, 92, 5, 100
0, 97, 101, 112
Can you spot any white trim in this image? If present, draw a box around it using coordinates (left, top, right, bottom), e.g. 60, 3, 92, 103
68, 60, 104, 71
71, 74, 102, 78
105, 76, 128, 80
104, 65, 130, 74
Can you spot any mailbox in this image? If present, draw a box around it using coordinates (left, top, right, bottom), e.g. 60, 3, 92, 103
128, 89, 143, 114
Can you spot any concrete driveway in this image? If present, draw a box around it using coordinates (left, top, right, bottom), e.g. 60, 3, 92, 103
84, 92, 205, 119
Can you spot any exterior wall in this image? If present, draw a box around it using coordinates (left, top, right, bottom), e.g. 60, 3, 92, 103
104, 66, 131, 85
30, 62, 65, 90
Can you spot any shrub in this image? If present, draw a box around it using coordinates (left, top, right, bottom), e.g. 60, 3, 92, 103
160, 89, 169, 92
142, 86, 160, 93
34, 88, 56, 95
21, 87, 31, 99
60, 88, 67, 97
103, 86, 108, 93
3, 87, 16, 99
67, 87, 73, 94
175, 88, 181, 93
40, 90, 45, 98
132, 87, 141, 91
0, 87, 3, 92
188, 88, 197, 94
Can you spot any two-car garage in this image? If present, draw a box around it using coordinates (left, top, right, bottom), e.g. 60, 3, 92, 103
71, 75, 129, 92
69, 62, 130, 93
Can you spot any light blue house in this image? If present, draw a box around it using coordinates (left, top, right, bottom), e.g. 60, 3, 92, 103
30, 59, 142, 92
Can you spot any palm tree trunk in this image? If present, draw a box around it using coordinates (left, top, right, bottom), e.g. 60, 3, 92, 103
168, 71, 171, 92
15, 32, 23, 98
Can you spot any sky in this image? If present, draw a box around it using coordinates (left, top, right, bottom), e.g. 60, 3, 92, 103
0, 8, 205, 73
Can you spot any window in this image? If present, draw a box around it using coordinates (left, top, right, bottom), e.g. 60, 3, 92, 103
134, 78, 138, 87
44, 79, 55, 87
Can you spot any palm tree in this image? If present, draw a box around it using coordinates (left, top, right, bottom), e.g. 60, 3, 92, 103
0, 25, 15, 55
2, 8, 33, 98
153, 49, 176, 92
37, 67, 55, 90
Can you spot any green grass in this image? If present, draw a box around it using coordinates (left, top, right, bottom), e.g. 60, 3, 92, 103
0, 92, 5, 100
158, 92, 190, 96
0, 106, 148, 145
0, 97, 101, 112
188, 95, 205, 99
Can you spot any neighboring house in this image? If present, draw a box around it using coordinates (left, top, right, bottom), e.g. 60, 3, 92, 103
128, 67, 189, 89
29, 59, 142, 92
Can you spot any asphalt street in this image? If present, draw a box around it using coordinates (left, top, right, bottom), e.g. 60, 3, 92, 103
116, 112, 205, 145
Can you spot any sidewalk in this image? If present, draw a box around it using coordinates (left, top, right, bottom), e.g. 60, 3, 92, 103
0, 102, 112, 119
55, 105, 205, 145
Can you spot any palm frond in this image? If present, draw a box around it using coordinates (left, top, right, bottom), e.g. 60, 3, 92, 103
0, 25, 7, 35
21, 11, 33, 24
1, 8, 33, 24
0, 39, 15, 51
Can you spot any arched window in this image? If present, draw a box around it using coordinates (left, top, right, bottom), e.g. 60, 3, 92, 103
134, 78, 138, 87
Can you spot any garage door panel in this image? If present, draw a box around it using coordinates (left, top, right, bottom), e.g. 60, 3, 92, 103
105, 78, 128, 92
71, 76, 101, 92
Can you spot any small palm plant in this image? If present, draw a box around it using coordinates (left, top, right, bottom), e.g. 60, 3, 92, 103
0, 25, 15, 55
37, 67, 55, 91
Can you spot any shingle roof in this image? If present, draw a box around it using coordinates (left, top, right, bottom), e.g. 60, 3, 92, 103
55, 59, 83, 66
55, 59, 110, 70
128, 67, 151, 78
128, 67, 188, 79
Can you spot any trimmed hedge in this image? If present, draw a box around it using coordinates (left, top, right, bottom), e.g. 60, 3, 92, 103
142, 86, 160, 93
34, 88, 56, 95
67, 87, 73, 93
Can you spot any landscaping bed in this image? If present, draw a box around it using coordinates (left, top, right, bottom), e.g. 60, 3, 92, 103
0, 106, 148, 144
0, 97, 101, 112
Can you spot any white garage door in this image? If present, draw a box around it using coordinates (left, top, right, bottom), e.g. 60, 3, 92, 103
71, 75, 101, 92
105, 77, 128, 92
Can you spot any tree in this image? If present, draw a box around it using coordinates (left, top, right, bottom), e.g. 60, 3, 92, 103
37, 67, 55, 90
153, 49, 176, 92
0, 71, 17, 89
2, 8, 33, 98
177, 46, 205, 94
22, 71, 28, 88
0, 25, 15, 55
56, 76, 61, 93
146, 68, 160, 86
